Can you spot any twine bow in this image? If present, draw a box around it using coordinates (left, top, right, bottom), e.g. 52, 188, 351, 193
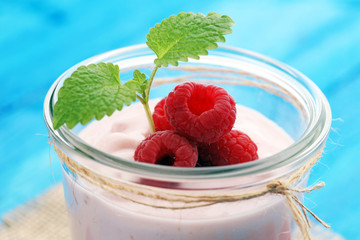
266, 179, 330, 240
54, 145, 330, 240
264, 149, 330, 239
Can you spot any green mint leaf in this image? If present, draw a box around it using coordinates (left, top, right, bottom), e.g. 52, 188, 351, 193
124, 69, 148, 96
52, 62, 136, 130
146, 12, 234, 67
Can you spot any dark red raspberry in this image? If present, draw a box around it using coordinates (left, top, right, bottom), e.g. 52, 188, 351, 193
165, 82, 236, 144
198, 130, 258, 166
134, 131, 198, 167
152, 97, 174, 131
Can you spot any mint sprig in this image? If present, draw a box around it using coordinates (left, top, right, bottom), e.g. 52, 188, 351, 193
53, 12, 234, 132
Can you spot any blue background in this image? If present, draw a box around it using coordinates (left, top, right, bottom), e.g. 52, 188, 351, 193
1, 0, 359, 239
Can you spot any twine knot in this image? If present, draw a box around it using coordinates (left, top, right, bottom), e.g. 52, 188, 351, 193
267, 180, 289, 194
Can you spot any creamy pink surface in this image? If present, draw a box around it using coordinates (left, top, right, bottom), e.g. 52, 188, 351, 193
61, 100, 295, 240
78, 99, 293, 160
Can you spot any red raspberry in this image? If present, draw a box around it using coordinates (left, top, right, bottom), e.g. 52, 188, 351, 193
165, 82, 236, 144
134, 131, 198, 167
152, 97, 174, 131
198, 130, 258, 166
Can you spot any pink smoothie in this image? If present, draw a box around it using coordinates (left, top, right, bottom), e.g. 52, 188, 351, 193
61, 99, 294, 240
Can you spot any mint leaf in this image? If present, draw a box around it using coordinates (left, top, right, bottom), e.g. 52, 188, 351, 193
124, 70, 148, 96
52, 62, 136, 130
146, 12, 234, 67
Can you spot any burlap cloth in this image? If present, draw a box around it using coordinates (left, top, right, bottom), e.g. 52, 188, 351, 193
0, 185, 344, 240
0, 185, 69, 240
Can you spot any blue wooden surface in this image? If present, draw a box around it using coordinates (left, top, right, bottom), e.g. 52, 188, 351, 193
0, 0, 359, 239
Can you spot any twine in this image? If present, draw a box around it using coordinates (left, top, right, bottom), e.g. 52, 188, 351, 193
54, 146, 330, 240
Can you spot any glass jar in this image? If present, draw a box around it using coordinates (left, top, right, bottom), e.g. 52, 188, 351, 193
44, 44, 331, 240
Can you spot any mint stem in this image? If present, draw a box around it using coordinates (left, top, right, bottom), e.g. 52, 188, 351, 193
142, 101, 155, 133
145, 66, 159, 102
140, 65, 159, 134
136, 95, 145, 104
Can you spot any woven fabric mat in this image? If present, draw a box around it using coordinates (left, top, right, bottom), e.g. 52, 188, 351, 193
0, 185, 70, 240
0, 185, 344, 240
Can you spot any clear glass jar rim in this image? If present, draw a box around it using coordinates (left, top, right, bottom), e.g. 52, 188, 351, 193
44, 44, 332, 181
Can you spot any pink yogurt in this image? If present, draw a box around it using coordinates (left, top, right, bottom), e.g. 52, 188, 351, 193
61, 100, 294, 240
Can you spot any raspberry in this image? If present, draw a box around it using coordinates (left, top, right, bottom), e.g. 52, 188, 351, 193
165, 82, 236, 144
134, 130, 198, 167
152, 97, 174, 131
198, 130, 258, 166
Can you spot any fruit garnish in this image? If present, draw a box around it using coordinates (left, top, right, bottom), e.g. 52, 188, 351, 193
136, 83, 258, 167
198, 130, 258, 166
134, 131, 198, 167
52, 12, 234, 131
165, 82, 236, 144
152, 97, 174, 131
